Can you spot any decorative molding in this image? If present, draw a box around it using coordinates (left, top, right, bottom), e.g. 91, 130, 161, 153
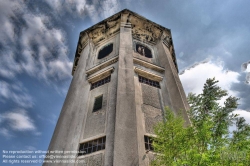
120, 22, 132, 28
134, 67, 163, 82
72, 33, 89, 75
162, 30, 178, 72
87, 67, 114, 83
72, 14, 121, 76
72, 9, 179, 76
86, 56, 118, 76
133, 58, 165, 73
162, 30, 172, 48
88, 14, 121, 45
121, 12, 163, 44
78, 33, 89, 56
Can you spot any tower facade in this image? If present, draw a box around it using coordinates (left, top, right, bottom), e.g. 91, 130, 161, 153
45, 9, 190, 166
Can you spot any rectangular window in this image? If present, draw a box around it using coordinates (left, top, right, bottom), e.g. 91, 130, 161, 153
93, 95, 103, 112
78, 136, 106, 156
91, 76, 111, 90
139, 76, 160, 88
144, 135, 154, 151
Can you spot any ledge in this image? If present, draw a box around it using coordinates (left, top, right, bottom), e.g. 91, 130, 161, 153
133, 58, 165, 73
87, 67, 114, 83
76, 150, 104, 159
134, 67, 163, 82
86, 56, 118, 76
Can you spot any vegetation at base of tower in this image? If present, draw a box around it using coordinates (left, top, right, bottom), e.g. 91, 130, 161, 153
151, 78, 250, 166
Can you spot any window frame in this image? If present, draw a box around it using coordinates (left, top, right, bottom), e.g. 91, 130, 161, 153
97, 43, 113, 59
90, 75, 111, 90
93, 95, 103, 112
78, 136, 106, 156
144, 135, 154, 151
139, 76, 161, 89
135, 42, 153, 58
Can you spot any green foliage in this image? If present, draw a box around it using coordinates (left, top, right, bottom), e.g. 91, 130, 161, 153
151, 78, 250, 166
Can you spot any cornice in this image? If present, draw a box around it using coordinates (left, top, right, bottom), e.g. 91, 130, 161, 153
72, 9, 178, 76
133, 58, 165, 73
87, 67, 114, 83
134, 67, 163, 82
86, 56, 118, 76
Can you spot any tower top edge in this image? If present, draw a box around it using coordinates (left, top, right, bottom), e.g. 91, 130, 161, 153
72, 9, 178, 76
79, 9, 171, 35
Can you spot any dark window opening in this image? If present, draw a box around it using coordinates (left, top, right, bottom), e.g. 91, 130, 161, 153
136, 44, 152, 58
78, 136, 106, 156
139, 76, 160, 89
93, 95, 103, 112
91, 76, 111, 90
144, 135, 154, 151
98, 43, 113, 59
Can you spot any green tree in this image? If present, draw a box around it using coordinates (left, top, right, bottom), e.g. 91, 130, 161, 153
151, 78, 250, 166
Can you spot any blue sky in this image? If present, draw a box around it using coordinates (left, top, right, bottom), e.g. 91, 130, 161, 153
0, 0, 250, 165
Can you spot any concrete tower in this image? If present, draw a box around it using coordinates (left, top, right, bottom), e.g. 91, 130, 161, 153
45, 9, 190, 166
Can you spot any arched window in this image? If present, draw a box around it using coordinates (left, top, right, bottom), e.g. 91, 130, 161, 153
136, 43, 152, 58
98, 43, 113, 59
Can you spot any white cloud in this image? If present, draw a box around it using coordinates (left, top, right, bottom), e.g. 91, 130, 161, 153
180, 60, 240, 97
0, 81, 10, 99
233, 109, 250, 125
18, 13, 71, 82
0, 1, 25, 45
247, 65, 250, 72
0, 0, 121, 98
241, 61, 250, 84
48, 60, 73, 81
180, 60, 250, 136
0, 1, 72, 88
0, 81, 33, 108
0, 128, 13, 138
44, 0, 88, 18
0, 45, 22, 80
44, 0, 121, 23
1, 109, 36, 131
101, 0, 121, 18
229, 109, 250, 133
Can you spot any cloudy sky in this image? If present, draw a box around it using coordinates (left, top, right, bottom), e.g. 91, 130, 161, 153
0, 0, 249, 164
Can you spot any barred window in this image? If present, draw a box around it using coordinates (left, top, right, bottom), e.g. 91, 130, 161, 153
139, 76, 160, 88
93, 95, 103, 112
91, 76, 111, 90
78, 136, 106, 156
144, 135, 154, 151
98, 43, 113, 59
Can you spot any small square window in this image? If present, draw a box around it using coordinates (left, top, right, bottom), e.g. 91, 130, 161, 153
93, 95, 103, 112
144, 135, 154, 151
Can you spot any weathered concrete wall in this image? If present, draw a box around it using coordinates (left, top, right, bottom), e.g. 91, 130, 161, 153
113, 22, 139, 166
82, 83, 108, 139
77, 39, 119, 165
44, 43, 91, 166
77, 153, 103, 166
157, 42, 190, 125
45, 32, 120, 166
86, 35, 120, 71
104, 62, 118, 166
